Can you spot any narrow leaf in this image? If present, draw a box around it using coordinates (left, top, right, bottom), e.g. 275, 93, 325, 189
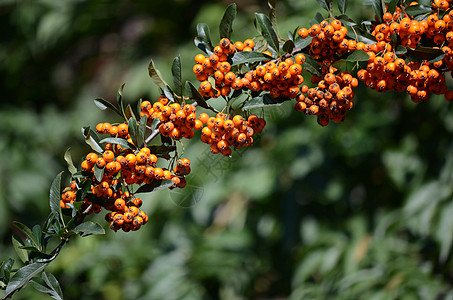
395, 45, 407, 55
243, 93, 284, 109
303, 54, 322, 77
12, 236, 28, 263
32, 225, 42, 250
12, 222, 40, 250
63, 148, 77, 175
148, 59, 168, 90
148, 145, 177, 156
268, 1, 280, 41
163, 85, 175, 102
387, 0, 401, 14
185, 81, 217, 113
128, 117, 138, 146
337, 15, 356, 26
345, 50, 370, 62
171, 56, 182, 96
194, 37, 213, 55
255, 13, 280, 54
42, 271, 63, 300
196, 23, 213, 52
94, 165, 104, 182
99, 137, 135, 150
407, 46, 445, 63
138, 115, 147, 144
282, 40, 295, 53
219, 3, 237, 39
294, 36, 313, 50
93, 98, 123, 117
338, 0, 348, 14
81, 127, 104, 153
72, 221, 105, 236
316, 0, 332, 13
136, 179, 175, 194
30, 279, 62, 300
49, 172, 63, 220
125, 104, 137, 122
117, 83, 127, 121
4, 262, 47, 297
367, 0, 384, 22
405, 5, 432, 16
231, 51, 273, 65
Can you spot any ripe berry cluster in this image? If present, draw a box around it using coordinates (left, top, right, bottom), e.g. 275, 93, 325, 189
199, 112, 265, 156
61, 121, 190, 232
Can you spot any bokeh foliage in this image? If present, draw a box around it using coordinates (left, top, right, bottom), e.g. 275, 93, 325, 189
1, 0, 453, 299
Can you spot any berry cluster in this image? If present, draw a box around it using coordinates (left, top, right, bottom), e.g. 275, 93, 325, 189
296, 66, 358, 126
140, 96, 202, 140
199, 112, 265, 156
61, 121, 190, 232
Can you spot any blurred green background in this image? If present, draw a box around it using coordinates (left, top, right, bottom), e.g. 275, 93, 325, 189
2, 0, 453, 299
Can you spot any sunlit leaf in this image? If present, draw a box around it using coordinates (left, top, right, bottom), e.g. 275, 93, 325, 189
148, 59, 168, 90
345, 50, 370, 62
72, 221, 105, 236
81, 127, 104, 153
255, 13, 279, 54
171, 56, 182, 96
12, 236, 28, 263
219, 3, 237, 39
243, 93, 284, 110
99, 137, 135, 150
338, 0, 348, 14
4, 262, 47, 298
196, 23, 213, 52
13, 222, 40, 250
294, 36, 313, 50
230, 51, 273, 65
63, 148, 77, 175
93, 98, 122, 118
125, 104, 137, 122
136, 179, 175, 193
49, 171, 63, 221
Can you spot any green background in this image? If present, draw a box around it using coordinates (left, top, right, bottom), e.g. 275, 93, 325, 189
1, 0, 453, 299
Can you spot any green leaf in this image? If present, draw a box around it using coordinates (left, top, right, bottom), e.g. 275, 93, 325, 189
81, 127, 104, 153
366, 0, 384, 22
316, 0, 332, 13
148, 59, 168, 90
171, 56, 182, 96
196, 23, 213, 52
150, 117, 160, 132
230, 51, 273, 66
13, 222, 40, 250
94, 164, 104, 182
30, 277, 63, 300
125, 104, 137, 122
437, 202, 453, 263
93, 98, 123, 118
128, 117, 138, 146
395, 45, 407, 55
346, 27, 377, 44
407, 46, 445, 63
136, 179, 175, 194
4, 262, 47, 298
163, 85, 175, 102
99, 137, 135, 150
387, 0, 401, 14
194, 37, 213, 55
185, 81, 217, 113
138, 114, 147, 145
405, 4, 432, 17
268, 0, 280, 41
12, 236, 28, 263
42, 271, 63, 300
345, 50, 370, 62
219, 3, 237, 39
148, 145, 177, 156
243, 93, 284, 110
338, 0, 348, 14
255, 13, 280, 54
282, 40, 295, 54
337, 15, 356, 26
63, 148, 77, 176
72, 221, 105, 236
294, 36, 313, 50
310, 12, 325, 27
117, 82, 127, 121
303, 54, 322, 77
32, 225, 42, 250
1, 258, 15, 283
49, 172, 63, 221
